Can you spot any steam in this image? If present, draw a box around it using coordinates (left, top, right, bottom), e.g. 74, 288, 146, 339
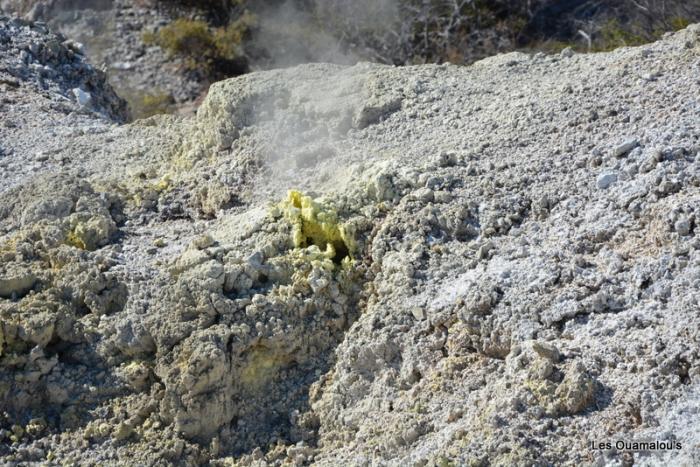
229, 1, 407, 199
249, 0, 402, 70
250, 65, 368, 199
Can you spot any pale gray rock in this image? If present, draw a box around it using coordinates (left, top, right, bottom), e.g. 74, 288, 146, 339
1, 17, 700, 467
597, 172, 618, 189
71, 87, 91, 106
613, 138, 640, 157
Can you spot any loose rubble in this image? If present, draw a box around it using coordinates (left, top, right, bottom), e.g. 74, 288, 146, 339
1, 15, 699, 466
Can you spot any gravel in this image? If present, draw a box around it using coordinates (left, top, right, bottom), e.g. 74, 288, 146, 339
0, 16, 699, 467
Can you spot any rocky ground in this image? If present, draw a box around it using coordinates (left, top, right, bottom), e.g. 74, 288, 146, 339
1, 0, 207, 118
1, 13, 700, 467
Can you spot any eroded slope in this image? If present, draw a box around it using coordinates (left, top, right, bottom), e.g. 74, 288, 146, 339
1, 18, 699, 466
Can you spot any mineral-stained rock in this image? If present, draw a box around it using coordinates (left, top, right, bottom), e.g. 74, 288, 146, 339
1, 15, 700, 467
555, 362, 597, 415
0, 16, 128, 122
0, 267, 36, 299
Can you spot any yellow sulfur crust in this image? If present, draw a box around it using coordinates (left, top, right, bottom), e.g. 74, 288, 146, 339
280, 190, 356, 264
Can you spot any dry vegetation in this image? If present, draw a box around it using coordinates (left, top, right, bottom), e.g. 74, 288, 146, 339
143, 7, 254, 78
145, 0, 700, 78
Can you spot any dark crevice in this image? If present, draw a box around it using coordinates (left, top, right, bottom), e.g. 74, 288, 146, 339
331, 241, 349, 265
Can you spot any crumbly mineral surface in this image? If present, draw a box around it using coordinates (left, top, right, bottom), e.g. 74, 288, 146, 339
1, 15, 699, 466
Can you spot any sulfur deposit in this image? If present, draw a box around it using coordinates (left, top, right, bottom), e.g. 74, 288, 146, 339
1, 14, 700, 466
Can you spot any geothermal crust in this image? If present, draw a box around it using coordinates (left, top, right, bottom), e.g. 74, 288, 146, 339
1, 15, 700, 466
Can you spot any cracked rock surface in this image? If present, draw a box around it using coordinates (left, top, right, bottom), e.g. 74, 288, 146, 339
1, 16, 700, 466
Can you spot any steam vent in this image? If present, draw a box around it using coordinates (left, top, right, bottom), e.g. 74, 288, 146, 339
1, 11, 700, 467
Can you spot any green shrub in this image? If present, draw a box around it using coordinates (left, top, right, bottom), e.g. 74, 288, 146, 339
146, 18, 214, 60
213, 11, 256, 60
143, 13, 254, 77
145, 0, 700, 76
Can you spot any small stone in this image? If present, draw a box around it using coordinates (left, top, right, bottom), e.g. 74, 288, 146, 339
112, 422, 133, 442
434, 191, 453, 203
639, 154, 659, 173
403, 426, 420, 444
555, 362, 596, 415
25, 418, 47, 438
415, 187, 434, 203
122, 361, 151, 391
560, 47, 574, 58
446, 409, 463, 422
597, 172, 618, 190
424, 176, 444, 190
436, 152, 457, 167
532, 341, 561, 362
153, 238, 166, 248
658, 179, 679, 195
411, 307, 426, 320
111, 61, 134, 71
64, 40, 85, 55
192, 234, 215, 250
530, 358, 554, 380
675, 218, 691, 236
71, 88, 91, 107
309, 276, 329, 293
588, 154, 603, 167
613, 138, 639, 157
625, 163, 639, 177
0, 269, 37, 299
371, 173, 395, 201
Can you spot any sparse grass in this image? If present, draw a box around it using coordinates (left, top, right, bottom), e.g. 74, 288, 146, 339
139, 0, 699, 102
595, 18, 650, 51
669, 16, 692, 31
138, 92, 176, 118
118, 89, 176, 120
526, 13, 695, 55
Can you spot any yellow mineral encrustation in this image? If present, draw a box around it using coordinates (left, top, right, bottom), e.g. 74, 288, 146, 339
280, 190, 356, 265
